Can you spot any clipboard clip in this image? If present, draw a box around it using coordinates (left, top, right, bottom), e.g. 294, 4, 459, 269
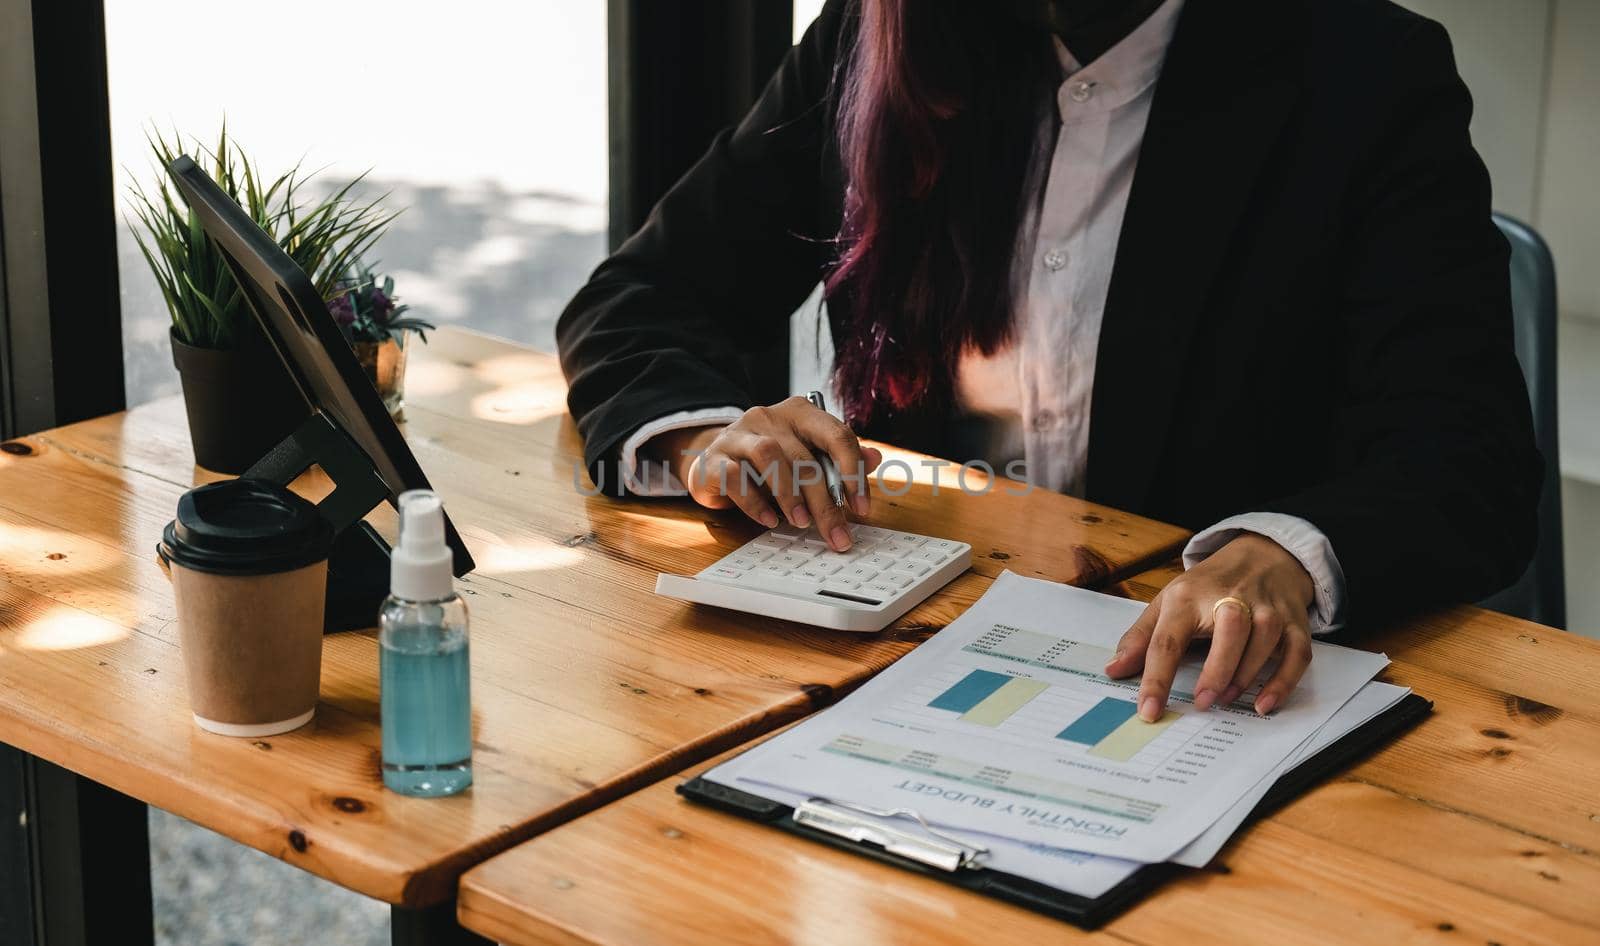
794, 797, 990, 872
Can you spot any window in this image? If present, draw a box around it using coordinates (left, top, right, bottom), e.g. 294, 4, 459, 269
794, 0, 827, 41
107, 1, 608, 407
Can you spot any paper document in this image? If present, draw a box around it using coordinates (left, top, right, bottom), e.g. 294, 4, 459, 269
710, 749, 1142, 898
717, 571, 1390, 863
708, 679, 1409, 898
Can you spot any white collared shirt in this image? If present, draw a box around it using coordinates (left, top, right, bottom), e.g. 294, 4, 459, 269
619, 0, 1345, 633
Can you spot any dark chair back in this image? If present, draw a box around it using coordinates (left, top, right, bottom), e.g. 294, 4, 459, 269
1480, 213, 1565, 627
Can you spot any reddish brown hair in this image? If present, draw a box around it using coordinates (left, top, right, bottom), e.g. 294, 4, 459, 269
826, 0, 1055, 424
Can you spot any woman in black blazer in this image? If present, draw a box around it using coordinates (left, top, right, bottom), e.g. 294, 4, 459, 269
557, 0, 1541, 719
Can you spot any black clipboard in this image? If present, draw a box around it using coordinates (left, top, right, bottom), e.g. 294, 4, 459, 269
678, 692, 1432, 930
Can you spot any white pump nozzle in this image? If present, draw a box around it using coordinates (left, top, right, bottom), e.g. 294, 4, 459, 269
391, 489, 453, 601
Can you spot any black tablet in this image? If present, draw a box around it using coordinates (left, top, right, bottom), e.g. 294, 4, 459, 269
167, 154, 474, 578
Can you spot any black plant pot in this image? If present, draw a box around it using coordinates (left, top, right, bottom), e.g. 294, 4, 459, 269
169, 326, 310, 474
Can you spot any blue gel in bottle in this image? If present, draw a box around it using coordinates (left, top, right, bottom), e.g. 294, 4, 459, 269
380, 490, 472, 797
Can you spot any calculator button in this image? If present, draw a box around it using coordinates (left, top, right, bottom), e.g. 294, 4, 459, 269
708, 566, 745, 580
862, 582, 898, 598
853, 526, 889, 542
885, 574, 914, 588
759, 564, 793, 577
890, 560, 930, 576
806, 561, 842, 576
924, 539, 960, 552
774, 551, 813, 568
913, 548, 948, 563
814, 551, 854, 568
862, 554, 897, 569
845, 565, 880, 582
797, 565, 833, 581
878, 541, 915, 558
789, 571, 826, 585
821, 579, 860, 594
891, 532, 925, 545
751, 534, 793, 552
726, 555, 759, 570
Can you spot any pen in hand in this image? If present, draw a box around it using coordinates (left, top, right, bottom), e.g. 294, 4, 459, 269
806, 391, 848, 509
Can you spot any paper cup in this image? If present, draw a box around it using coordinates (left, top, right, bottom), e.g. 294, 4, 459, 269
161, 479, 334, 736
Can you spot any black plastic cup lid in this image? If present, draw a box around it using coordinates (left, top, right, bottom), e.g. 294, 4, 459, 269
160, 478, 334, 576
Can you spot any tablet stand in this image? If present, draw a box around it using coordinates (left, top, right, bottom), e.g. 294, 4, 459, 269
245, 411, 394, 633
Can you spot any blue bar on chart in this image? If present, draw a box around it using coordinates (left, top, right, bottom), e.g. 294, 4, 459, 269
1057, 697, 1138, 745
928, 669, 1012, 713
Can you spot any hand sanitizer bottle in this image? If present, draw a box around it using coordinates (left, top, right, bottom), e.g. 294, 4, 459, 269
380, 490, 472, 796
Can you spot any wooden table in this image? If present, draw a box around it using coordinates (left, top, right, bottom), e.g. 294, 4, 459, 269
456, 561, 1600, 946
0, 328, 1187, 944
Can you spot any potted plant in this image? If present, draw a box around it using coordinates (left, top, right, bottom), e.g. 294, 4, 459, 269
327, 263, 434, 419
128, 127, 395, 473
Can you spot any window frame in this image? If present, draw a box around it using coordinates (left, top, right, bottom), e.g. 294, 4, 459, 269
0, 0, 125, 440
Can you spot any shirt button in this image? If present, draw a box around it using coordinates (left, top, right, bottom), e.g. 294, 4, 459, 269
1042, 248, 1068, 271
1070, 81, 1094, 103
1032, 410, 1060, 432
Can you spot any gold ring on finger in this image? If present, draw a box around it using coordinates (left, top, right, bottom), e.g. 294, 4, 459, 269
1212, 595, 1253, 623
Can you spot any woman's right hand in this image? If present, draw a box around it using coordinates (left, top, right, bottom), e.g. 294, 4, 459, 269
644, 397, 883, 552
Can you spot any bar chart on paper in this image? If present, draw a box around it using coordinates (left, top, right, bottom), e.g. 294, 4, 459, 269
1056, 696, 1178, 762
913, 668, 1193, 767
892, 619, 1230, 779
927, 669, 1051, 725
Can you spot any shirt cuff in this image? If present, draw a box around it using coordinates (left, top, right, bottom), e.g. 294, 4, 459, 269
1182, 512, 1347, 635
618, 406, 746, 496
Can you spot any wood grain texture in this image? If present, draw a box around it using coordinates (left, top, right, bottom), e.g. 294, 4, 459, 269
458, 562, 1600, 945
0, 328, 1187, 906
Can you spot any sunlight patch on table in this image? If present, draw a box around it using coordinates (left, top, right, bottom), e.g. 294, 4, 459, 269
472, 538, 586, 576
0, 522, 115, 576
469, 383, 566, 425
403, 358, 469, 398
14, 605, 130, 652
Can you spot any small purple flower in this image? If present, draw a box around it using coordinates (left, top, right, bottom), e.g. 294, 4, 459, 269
324, 264, 431, 344
327, 291, 356, 326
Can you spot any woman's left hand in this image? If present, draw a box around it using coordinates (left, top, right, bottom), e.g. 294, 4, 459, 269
1105, 533, 1315, 721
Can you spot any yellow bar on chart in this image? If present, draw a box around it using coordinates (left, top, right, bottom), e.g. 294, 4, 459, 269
1088, 710, 1180, 762
959, 677, 1049, 726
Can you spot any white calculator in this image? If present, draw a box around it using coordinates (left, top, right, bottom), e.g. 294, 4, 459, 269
655, 523, 972, 632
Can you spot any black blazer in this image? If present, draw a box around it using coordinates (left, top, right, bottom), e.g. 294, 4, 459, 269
557, 0, 1542, 630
